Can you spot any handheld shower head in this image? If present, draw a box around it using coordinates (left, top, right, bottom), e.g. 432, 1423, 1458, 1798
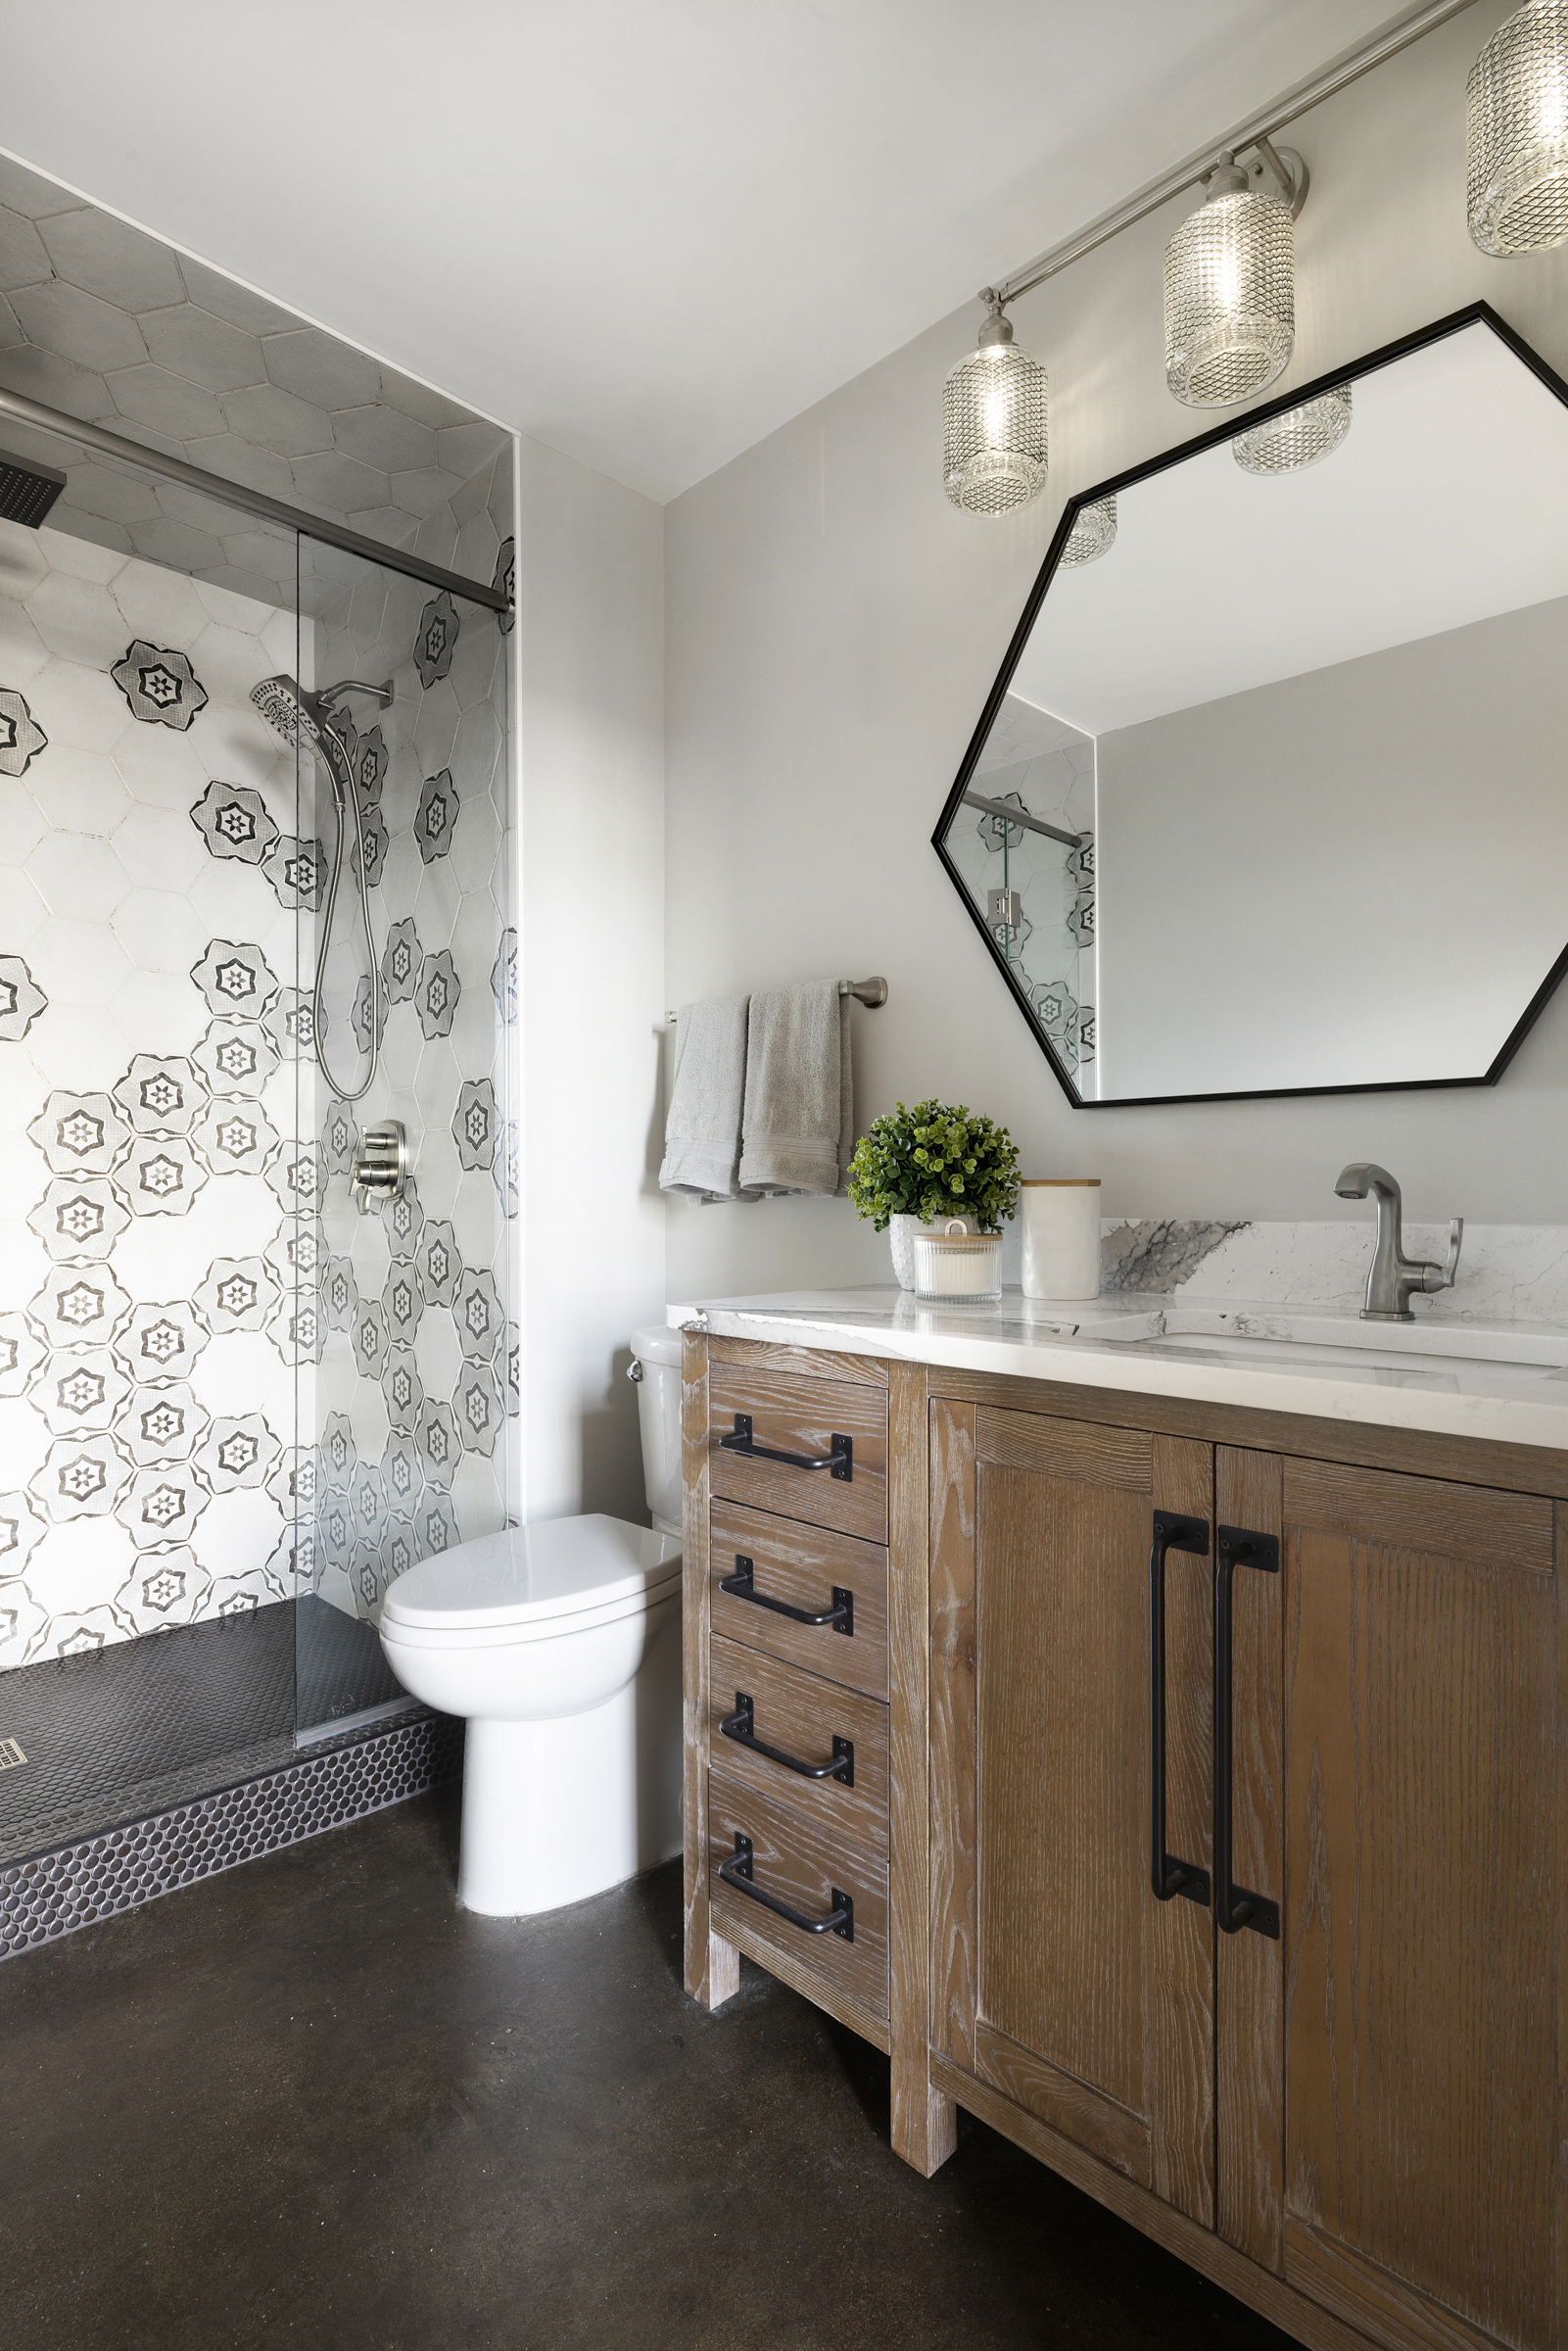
251, 673, 334, 758
250, 671, 387, 1105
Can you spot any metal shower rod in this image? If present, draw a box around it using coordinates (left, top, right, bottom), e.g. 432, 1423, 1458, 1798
962, 792, 1086, 851
0, 381, 511, 615
987, 0, 1481, 310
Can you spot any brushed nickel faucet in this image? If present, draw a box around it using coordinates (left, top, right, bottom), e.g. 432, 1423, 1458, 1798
1334, 1164, 1463, 1322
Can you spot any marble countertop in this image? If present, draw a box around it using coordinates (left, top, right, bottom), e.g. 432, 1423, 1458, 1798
667, 1286, 1568, 1454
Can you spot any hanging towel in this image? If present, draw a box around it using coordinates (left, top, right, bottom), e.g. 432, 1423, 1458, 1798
737, 981, 852, 1197
659, 993, 752, 1201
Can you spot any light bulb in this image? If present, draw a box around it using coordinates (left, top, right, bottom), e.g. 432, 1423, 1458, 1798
1164, 158, 1294, 408
1061, 497, 1117, 566
1232, 384, 1352, 474
943, 300, 1048, 517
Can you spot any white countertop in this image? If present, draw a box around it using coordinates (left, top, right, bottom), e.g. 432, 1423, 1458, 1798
667, 1286, 1568, 1454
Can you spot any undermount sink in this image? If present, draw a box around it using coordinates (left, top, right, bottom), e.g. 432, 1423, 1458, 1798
1086, 1307, 1568, 1380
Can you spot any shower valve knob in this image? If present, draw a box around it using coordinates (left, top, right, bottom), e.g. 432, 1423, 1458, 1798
351, 1121, 408, 1215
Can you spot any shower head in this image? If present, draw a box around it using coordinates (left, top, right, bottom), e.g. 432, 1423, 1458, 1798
0, 446, 66, 530
251, 673, 332, 754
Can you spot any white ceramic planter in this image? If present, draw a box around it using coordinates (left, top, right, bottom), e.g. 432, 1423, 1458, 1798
889, 1211, 975, 1289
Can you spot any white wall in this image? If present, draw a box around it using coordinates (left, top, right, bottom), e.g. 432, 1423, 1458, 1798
1094, 597, 1568, 1096
664, 0, 1568, 1307
517, 436, 666, 1521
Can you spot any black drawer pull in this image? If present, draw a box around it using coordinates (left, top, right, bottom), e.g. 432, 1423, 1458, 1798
720, 1556, 853, 1635
719, 1414, 853, 1481
719, 1692, 854, 1786
1214, 1525, 1281, 1941
1148, 1511, 1211, 1908
718, 1833, 854, 1942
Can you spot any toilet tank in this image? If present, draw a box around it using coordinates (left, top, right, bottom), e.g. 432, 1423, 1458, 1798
630, 1324, 684, 1536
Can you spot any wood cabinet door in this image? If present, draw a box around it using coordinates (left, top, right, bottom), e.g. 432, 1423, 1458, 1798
929, 1398, 1216, 2223
1231, 1452, 1560, 2351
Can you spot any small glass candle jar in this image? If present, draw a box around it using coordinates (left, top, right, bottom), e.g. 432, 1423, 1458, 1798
912, 1220, 1003, 1302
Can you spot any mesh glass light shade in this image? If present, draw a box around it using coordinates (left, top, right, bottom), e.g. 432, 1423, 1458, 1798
1061, 495, 1117, 566
943, 342, 1048, 515
1232, 384, 1352, 474
1164, 189, 1294, 408
1468, 1, 1568, 253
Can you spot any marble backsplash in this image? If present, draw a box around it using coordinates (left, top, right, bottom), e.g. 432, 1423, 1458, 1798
1099, 1218, 1568, 1324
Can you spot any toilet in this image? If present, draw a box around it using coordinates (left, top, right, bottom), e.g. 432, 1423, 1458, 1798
380, 1323, 686, 1917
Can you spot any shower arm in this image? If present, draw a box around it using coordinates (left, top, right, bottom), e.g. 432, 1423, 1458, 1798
320, 680, 394, 714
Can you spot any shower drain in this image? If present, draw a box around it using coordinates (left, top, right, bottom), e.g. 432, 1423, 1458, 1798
0, 1739, 26, 1771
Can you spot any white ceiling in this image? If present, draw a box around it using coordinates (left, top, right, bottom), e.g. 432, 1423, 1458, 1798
1, 1, 1406, 503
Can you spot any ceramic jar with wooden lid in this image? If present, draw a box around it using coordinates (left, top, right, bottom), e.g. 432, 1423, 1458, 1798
1020, 1179, 1101, 1300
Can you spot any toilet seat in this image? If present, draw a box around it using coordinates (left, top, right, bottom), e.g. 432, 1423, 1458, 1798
383, 1568, 682, 1653
381, 1513, 681, 1649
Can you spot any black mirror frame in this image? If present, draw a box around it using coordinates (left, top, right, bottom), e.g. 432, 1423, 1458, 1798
931, 301, 1568, 1110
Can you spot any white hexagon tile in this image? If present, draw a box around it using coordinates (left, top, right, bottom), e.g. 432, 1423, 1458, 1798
0, 508, 513, 1668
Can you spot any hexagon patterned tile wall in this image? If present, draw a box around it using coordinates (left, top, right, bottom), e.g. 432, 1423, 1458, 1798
0, 153, 516, 619
0, 509, 513, 1669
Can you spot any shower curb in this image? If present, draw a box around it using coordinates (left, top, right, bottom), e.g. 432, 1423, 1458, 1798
0, 1709, 462, 1962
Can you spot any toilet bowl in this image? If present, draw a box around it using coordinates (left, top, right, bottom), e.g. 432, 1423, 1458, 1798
380, 1324, 687, 1917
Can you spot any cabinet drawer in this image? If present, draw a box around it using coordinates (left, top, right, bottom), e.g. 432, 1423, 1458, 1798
707, 1765, 888, 2020
707, 1631, 888, 1847
708, 1364, 888, 1544
709, 1501, 888, 1701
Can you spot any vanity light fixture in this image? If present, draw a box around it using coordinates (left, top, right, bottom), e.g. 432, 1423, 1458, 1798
942, 291, 1049, 515
1468, 0, 1568, 253
1164, 142, 1307, 408
1232, 382, 1352, 473
1061, 495, 1117, 565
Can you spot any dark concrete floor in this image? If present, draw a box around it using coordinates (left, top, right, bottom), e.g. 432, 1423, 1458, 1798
0, 1789, 1293, 2351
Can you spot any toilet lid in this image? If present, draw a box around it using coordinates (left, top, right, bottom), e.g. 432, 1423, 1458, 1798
630, 1321, 683, 1368
381, 1513, 682, 1633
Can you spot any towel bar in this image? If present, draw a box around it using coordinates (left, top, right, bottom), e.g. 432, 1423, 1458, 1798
666, 977, 886, 1024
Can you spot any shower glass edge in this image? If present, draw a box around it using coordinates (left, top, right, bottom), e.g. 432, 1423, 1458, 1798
291, 531, 513, 1744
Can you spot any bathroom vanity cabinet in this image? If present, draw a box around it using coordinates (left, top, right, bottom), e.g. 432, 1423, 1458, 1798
682, 1325, 1563, 2351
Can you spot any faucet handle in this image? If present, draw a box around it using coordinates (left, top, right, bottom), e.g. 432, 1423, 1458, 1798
1420, 1218, 1464, 1295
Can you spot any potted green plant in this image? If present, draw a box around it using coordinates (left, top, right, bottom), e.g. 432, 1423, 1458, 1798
846, 1099, 1022, 1288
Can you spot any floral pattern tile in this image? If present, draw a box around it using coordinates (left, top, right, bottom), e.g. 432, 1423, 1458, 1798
414, 592, 459, 687
415, 767, 458, 863
111, 641, 209, 731
0, 953, 47, 1040
191, 780, 278, 866
0, 524, 511, 1668
0, 687, 47, 777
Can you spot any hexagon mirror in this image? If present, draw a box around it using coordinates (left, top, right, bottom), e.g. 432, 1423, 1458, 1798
933, 305, 1568, 1106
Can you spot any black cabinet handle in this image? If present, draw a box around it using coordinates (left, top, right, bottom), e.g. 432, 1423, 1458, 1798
719, 1556, 853, 1636
719, 1414, 853, 1481
1214, 1525, 1281, 1940
1148, 1511, 1212, 1907
718, 1833, 854, 1942
719, 1692, 854, 1786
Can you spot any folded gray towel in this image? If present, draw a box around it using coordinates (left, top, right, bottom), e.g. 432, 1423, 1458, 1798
737, 981, 852, 1197
659, 993, 752, 1201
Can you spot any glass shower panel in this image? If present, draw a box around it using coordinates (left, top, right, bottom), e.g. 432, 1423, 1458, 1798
288, 536, 513, 1740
